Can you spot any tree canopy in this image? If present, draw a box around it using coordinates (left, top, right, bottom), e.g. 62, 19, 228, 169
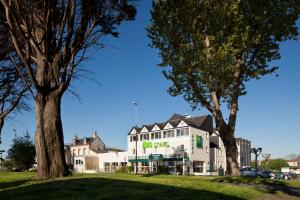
147, 0, 299, 175
7, 132, 36, 171
260, 159, 289, 171
0, 6, 30, 143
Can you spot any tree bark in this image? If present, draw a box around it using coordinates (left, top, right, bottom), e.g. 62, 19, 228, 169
35, 91, 70, 179
220, 128, 240, 176
0, 117, 4, 144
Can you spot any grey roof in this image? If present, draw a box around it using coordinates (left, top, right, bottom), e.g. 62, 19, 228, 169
72, 137, 94, 146
128, 113, 213, 135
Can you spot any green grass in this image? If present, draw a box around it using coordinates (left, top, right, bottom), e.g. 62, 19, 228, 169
0, 172, 299, 200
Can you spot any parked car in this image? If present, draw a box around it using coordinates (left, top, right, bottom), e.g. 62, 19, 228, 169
240, 167, 271, 178
284, 172, 297, 180
257, 170, 271, 178
270, 172, 290, 180
240, 167, 256, 177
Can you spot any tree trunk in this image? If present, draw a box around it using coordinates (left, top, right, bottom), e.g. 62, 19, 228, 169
220, 128, 240, 176
0, 117, 4, 144
35, 92, 70, 179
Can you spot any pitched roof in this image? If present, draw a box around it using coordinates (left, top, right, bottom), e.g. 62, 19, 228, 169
128, 113, 213, 134
287, 158, 300, 162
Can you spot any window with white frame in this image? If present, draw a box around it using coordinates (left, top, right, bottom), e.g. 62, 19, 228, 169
155, 131, 161, 139
163, 131, 167, 138
176, 128, 189, 137
193, 161, 204, 173
104, 162, 110, 172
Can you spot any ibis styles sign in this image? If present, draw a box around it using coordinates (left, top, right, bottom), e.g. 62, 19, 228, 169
143, 141, 169, 149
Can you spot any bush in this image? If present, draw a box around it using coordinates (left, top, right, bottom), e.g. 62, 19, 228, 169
127, 166, 134, 173
157, 166, 169, 174
116, 166, 134, 174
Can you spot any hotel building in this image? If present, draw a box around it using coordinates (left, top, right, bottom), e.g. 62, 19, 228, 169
127, 114, 213, 175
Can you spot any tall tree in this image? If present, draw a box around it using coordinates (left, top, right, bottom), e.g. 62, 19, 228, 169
0, 0, 136, 179
148, 0, 299, 176
7, 132, 36, 171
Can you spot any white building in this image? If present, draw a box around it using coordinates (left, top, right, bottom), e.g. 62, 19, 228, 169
68, 114, 251, 175
210, 131, 251, 174
70, 132, 127, 173
287, 158, 300, 174
127, 114, 213, 175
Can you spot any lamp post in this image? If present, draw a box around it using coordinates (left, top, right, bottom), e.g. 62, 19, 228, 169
251, 147, 262, 176
133, 101, 138, 174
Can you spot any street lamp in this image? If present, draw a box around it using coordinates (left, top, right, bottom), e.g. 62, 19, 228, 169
133, 101, 138, 174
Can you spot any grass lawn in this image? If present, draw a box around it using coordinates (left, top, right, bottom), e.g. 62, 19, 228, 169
0, 172, 299, 200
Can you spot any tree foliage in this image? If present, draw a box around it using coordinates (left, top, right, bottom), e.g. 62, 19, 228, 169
7, 132, 36, 171
147, 0, 299, 176
260, 159, 289, 171
0, 6, 30, 143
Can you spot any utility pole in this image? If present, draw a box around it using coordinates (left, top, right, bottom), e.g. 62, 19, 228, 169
251, 147, 262, 176
133, 101, 138, 174
13, 129, 17, 140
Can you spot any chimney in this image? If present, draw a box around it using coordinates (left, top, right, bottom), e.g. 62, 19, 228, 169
93, 131, 97, 139
83, 137, 87, 144
73, 134, 78, 146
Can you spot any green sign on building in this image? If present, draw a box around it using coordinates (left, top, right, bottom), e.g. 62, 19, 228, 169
143, 141, 169, 149
196, 135, 203, 149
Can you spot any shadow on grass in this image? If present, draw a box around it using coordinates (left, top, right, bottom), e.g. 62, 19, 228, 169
0, 180, 30, 189
213, 177, 300, 197
0, 177, 246, 200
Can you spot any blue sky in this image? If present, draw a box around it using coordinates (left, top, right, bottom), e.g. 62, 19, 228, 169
1, 1, 300, 160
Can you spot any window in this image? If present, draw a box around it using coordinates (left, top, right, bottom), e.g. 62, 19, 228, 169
143, 148, 146, 154
78, 149, 80, 155
176, 129, 181, 137
184, 128, 189, 136
151, 133, 154, 140
146, 134, 149, 140
143, 134, 147, 140
193, 161, 204, 173
155, 131, 161, 139
163, 131, 167, 138
73, 149, 76, 156
104, 162, 110, 172
130, 136, 132, 142
133, 136, 138, 141
167, 130, 175, 137
176, 128, 189, 137
75, 160, 83, 165
195, 135, 203, 149
140, 135, 143, 141
132, 148, 136, 154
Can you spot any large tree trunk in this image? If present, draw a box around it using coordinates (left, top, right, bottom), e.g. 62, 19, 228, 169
0, 117, 4, 144
220, 128, 240, 176
35, 92, 70, 179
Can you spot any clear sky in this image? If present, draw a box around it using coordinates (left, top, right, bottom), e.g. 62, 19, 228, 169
1, 1, 300, 160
